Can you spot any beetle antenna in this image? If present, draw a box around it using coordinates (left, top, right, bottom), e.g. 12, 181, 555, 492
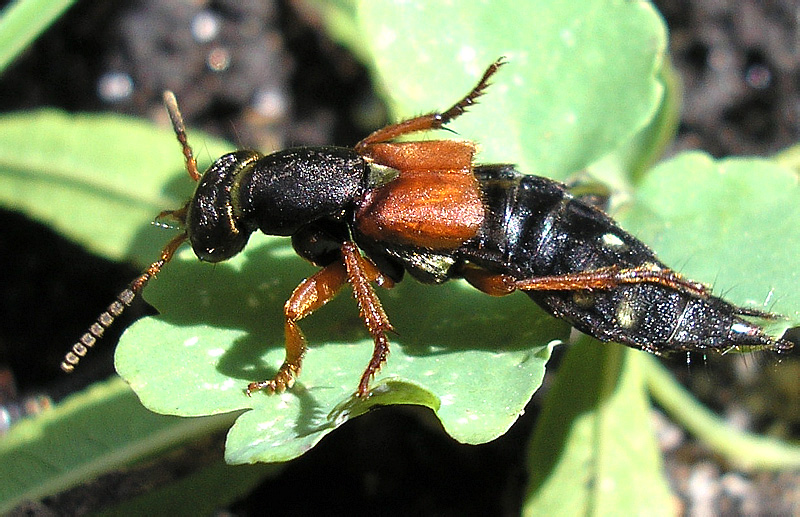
62, 92, 197, 373
61, 232, 188, 373
163, 91, 200, 181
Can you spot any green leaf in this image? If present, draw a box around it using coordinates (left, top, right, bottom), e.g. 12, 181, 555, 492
0, 378, 237, 514
0, 0, 77, 74
0, 109, 230, 265
116, 234, 562, 463
619, 151, 800, 334
585, 59, 682, 193
357, 0, 666, 181
524, 340, 674, 516
774, 143, 800, 174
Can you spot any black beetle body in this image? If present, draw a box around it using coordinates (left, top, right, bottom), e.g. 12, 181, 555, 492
457, 165, 782, 354
63, 59, 791, 397
188, 147, 368, 262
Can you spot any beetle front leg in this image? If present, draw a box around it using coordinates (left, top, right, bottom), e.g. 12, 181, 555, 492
246, 261, 349, 396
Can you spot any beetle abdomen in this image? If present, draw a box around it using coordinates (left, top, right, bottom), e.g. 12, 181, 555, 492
461, 165, 784, 354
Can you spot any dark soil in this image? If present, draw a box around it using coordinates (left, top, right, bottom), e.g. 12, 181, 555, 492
1, 1, 797, 515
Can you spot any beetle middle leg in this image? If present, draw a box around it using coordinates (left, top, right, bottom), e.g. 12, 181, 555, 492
246, 242, 395, 398
340, 242, 396, 397
355, 57, 506, 151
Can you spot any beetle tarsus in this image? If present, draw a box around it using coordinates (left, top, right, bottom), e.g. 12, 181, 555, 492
355, 57, 506, 151
246, 364, 297, 397
435, 57, 507, 128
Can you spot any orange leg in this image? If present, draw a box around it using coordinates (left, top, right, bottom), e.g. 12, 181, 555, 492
460, 264, 518, 296
246, 260, 349, 396
355, 58, 506, 151
340, 242, 396, 397
515, 265, 709, 297
246, 242, 396, 398
463, 263, 710, 298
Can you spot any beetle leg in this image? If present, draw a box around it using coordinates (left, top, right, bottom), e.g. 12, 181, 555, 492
461, 264, 518, 296
463, 263, 710, 298
341, 242, 396, 398
514, 265, 710, 298
246, 261, 349, 396
246, 243, 396, 397
355, 58, 506, 151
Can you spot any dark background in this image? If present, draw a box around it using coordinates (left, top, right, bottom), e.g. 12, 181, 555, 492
1, 1, 798, 514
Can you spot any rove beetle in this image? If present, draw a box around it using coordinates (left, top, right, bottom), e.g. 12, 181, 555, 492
62, 58, 792, 398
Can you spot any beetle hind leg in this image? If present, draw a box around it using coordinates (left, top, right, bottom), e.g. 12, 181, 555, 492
513, 264, 710, 298
461, 263, 710, 298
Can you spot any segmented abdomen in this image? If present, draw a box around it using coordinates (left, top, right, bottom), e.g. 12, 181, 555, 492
459, 165, 783, 354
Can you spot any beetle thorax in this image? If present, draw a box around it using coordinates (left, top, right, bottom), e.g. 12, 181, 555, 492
236, 146, 368, 236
